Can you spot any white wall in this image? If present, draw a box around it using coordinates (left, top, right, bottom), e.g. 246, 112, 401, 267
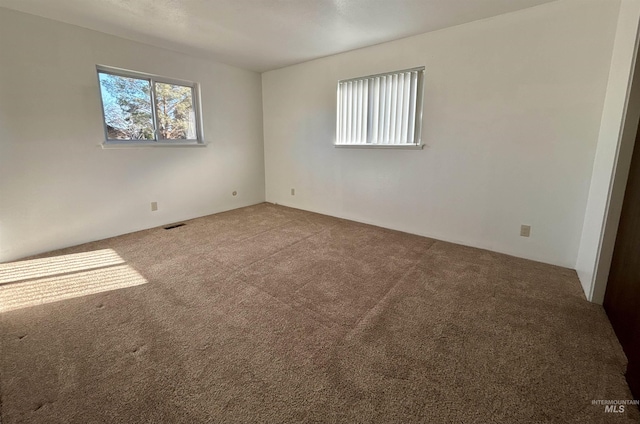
576, 0, 640, 304
262, 0, 620, 268
0, 9, 265, 262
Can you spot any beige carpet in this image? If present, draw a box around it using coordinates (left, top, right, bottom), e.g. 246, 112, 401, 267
0, 203, 637, 423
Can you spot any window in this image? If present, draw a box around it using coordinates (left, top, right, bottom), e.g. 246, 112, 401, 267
97, 65, 204, 146
336, 67, 424, 148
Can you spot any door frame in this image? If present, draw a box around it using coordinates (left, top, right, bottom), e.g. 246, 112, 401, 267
585, 13, 640, 304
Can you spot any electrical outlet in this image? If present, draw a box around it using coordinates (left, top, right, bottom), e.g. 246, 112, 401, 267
151, 202, 158, 211
291, 188, 295, 196
520, 225, 531, 237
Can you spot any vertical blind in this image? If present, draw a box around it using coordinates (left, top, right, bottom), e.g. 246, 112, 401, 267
337, 67, 424, 146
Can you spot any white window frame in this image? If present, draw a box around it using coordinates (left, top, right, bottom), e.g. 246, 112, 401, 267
96, 65, 205, 148
335, 67, 425, 149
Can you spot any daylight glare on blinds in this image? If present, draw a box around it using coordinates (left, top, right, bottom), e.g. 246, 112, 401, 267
337, 67, 424, 146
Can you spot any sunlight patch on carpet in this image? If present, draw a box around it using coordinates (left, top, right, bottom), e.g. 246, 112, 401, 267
0, 249, 125, 284
0, 250, 147, 313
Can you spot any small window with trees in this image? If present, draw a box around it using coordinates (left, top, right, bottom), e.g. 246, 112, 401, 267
97, 66, 204, 146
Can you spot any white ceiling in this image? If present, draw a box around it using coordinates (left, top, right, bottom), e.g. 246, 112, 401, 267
0, 0, 557, 72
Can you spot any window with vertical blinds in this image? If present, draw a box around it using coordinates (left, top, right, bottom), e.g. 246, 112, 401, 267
336, 67, 424, 147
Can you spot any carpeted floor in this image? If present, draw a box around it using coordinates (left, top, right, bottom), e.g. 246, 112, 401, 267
0, 203, 637, 423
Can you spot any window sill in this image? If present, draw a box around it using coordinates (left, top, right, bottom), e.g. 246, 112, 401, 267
334, 143, 424, 150
101, 141, 207, 149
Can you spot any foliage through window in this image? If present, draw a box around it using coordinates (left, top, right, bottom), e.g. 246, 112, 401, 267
97, 66, 203, 145
336, 67, 424, 147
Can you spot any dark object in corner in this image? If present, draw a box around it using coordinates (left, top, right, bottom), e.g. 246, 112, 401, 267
164, 223, 186, 230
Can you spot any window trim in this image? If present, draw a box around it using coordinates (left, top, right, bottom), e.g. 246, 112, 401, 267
334, 143, 424, 150
96, 65, 205, 147
335, 66, 425, 149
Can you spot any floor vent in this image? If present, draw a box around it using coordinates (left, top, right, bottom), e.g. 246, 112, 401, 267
164, 223, 186, 230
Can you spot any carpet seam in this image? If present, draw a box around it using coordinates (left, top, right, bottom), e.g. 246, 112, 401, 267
210, 207, 336, 254
224, 218, 344, 330
344, 240, 440, 334
154, 203, 313, 253
232, 272, 340, 331
289, 271, 372, 328
226, 217, 342, 274
211, 216, 302, 247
